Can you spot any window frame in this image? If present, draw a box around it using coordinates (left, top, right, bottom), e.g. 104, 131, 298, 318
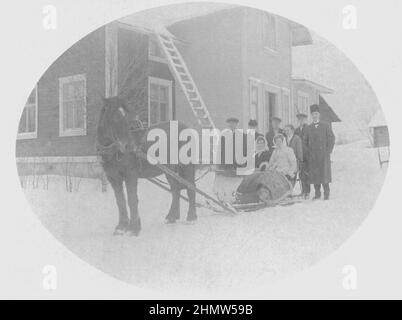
17, 85, 38, 140
59, 74, 87, 137
249, 80, 260, 122
281, 88, 291, 125
148, 76, 173, 126
262, 13, 278, 53
148, 36, 168, 64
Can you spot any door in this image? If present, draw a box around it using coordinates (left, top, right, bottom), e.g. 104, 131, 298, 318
264, 90, 277, 132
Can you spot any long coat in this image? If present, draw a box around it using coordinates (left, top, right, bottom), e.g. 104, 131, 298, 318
304, 121, 335, 184
287, 134, 303, 163
294, 124, 308, 162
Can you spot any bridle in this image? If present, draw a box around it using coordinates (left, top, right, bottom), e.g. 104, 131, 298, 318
96, 106, 145, 162
96, 107, 126, 161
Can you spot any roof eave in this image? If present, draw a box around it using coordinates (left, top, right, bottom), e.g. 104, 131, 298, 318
290, 23, 313, 47
292, 77, 334, 94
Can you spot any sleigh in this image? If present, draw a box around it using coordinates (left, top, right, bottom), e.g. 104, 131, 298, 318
211, 167, 295, 212
136, 147, 295, 214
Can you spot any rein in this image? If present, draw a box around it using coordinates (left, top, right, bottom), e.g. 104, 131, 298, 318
96, 113, 122, 161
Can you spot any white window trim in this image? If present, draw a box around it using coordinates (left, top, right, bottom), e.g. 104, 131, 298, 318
249, 79, 260, 122
18, 85, 38, 140
262, 13, 279, 54
148, 36, 168, 64
148, 77, 173, 126
59, 74, 87, 137
281, 88, 291, 124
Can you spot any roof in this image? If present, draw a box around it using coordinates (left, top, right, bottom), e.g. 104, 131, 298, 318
292, 77, 334, 94
117, 3, 236, 37
117, 5, 313, 46
318, 96, 341, 123
289, 21, 313, 46
369, 110, 387, 127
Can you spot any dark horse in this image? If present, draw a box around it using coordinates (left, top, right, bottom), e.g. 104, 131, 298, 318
96, 97, 197, 236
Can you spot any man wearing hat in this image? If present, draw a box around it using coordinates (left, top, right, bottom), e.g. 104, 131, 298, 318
304, 104, 335, 200
248, 119, 264, 140
220, 117, 248, 169
265, 117, 285, 158
294, 112, 310, 198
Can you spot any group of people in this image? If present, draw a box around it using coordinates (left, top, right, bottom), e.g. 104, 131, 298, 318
225, 104, 335, 200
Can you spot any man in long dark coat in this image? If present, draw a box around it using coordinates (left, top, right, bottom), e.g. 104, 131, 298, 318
294, 113, 310, 198
304, 105, 335, 200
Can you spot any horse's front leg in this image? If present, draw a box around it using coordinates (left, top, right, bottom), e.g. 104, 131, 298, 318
109, 177, 129, 235
125, 173, 141, 236
166, 177, 181, 224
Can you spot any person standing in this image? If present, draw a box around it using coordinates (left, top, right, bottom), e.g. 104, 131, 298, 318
294, 113, 308, 140
220, 117, 248, 170
248, 119, 264, 140
265, 117, 284, 157
284, 124, 303, 164
294, 113, 310, 198
304, 105, 335, 200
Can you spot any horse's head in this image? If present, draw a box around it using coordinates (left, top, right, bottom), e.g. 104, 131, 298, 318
98, 96, 146, 154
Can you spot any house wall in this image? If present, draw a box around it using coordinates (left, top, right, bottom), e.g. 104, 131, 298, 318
16, 27, 106, 158
241, 8, 294, 133
117, 28, 176, 124
16, 25, 178, 160
169, 7, 244, 130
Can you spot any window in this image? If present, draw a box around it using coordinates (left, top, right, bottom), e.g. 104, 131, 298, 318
59, 74, 87, 136
263, 13, 277, 51
297, 91, 309, 116
282, 90, 291, 124
18, 86, 38, 139
148, 77, 172, 126
149, 36, 166, 63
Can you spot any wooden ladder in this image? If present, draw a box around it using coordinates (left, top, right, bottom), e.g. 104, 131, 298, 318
156, 33, 216, 129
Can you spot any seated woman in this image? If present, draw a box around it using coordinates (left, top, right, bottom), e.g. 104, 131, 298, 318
254, 136, 271, 171
267, 133, 298, 183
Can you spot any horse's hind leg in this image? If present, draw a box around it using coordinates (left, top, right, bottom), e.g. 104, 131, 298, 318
125, 174, 141, 236
186, 188, 197, 222
184, 165, 197, 222
109, 177, 129, 235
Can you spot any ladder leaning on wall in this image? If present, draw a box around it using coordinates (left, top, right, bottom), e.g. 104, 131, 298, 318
155, 33, 216, 130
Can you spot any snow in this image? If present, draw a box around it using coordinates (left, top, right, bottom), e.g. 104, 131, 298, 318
22, 140, 387, 294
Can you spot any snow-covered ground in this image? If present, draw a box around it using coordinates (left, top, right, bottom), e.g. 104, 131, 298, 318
23, 140, 387, 293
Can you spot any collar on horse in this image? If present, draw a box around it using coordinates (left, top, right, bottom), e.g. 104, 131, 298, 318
96, 119, 146, 162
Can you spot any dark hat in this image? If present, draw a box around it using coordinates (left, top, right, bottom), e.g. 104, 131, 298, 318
296, 113, 308, 119
248, 119, 258, 127
310, 104, 320, 113
271, 117, 282, 123
226, 117, 239, 124
273, 133, 285, 143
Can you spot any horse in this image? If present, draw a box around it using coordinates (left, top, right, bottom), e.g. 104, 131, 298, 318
96, 96, 197, 236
